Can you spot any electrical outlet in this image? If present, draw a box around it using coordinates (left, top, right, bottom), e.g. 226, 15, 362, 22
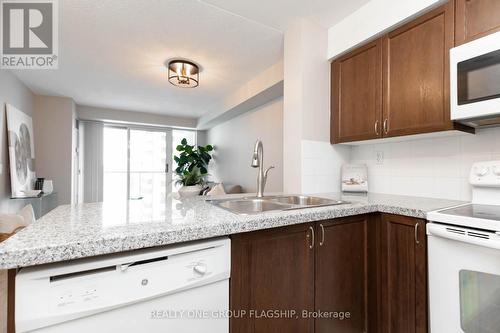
376, 151, 384, 165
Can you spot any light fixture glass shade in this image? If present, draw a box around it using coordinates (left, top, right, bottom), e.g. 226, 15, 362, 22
168, 60, 199, 88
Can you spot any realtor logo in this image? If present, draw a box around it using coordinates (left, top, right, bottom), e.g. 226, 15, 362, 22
1, 0, 58, 69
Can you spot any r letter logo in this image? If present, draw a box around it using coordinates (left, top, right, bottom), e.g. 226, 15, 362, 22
1, 0, 58, 69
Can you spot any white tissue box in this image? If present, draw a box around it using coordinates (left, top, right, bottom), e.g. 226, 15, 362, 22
342, 164, 368, 192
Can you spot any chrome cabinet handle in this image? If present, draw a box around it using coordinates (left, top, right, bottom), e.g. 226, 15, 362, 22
375, 121, 380, 136
319, 224, 325, 246
415, 222, 420, 245
307, 226, 315, 249
383, 119, 389, 134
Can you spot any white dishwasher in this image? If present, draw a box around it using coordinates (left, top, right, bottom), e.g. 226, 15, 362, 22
16, 237, 230, 333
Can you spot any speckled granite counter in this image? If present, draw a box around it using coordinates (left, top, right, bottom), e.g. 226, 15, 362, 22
0, 193, 464, 269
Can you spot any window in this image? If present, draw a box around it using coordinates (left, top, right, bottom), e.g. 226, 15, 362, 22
103, 127, 128, 205
102, 126, 198, 208
103, 126, 172, 216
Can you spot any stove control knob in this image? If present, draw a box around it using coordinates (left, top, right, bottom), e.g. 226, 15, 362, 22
474, 166, 489, 177
493, 165, 500, 176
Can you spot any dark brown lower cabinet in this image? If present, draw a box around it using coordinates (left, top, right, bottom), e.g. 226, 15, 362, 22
380, 214, 427, 333
230, 223, 315, 333
230, 213, 427, 333
315, 215, 378, 333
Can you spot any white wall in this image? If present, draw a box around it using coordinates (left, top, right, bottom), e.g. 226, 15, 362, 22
206, 98, 283, 193
198, 60, 283, 130
283, 21, 304, 193
284, 19, 350, 194
350, 128, 500, 201
0, 72, 36, 214
34, 96, 76, 205
327, 0, 445, 59
302, 140, 351, 194
77, 105, 197, 129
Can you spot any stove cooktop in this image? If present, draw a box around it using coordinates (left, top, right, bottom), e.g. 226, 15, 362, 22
427, 203, 500, 231
437, 204, 500, 222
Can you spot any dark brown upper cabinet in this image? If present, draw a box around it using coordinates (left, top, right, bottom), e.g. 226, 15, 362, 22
330, 2, 473, 144
455, 0, 500, 45
331, 39, 383, 143
382, 2, 455, 138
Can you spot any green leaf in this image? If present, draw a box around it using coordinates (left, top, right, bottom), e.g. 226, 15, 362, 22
201, 152, 211, 160
173, 139, 214, 180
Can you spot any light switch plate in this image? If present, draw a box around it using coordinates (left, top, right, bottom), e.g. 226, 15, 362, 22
376, 151, 384, 165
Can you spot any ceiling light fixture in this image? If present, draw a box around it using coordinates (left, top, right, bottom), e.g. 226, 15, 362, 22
167, 60, 199, 88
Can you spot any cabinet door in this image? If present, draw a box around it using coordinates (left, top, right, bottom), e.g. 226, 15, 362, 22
230, 224, 315, 333
315, 215, 379, 333
380, 214, 427, 333
382, 3, 454, 137
456, 0, 500, 45
331, 39, 383, 143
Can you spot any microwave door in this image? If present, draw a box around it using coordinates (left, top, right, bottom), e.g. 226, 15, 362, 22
451, 30, 500, 122
457, 49, 500, 106
428, 224, 500, 333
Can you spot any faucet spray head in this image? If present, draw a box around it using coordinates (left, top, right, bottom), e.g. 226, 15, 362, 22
251, 140, 261, 167
251, 153, 259, 167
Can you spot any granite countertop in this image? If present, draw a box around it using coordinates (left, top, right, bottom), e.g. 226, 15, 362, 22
0, 193, 464, 269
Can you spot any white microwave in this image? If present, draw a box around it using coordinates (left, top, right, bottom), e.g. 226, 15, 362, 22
451, 30, 500, 127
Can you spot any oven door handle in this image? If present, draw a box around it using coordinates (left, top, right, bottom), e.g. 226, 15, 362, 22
427, 223, 500, 250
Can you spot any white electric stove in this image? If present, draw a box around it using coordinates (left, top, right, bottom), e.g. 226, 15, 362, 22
427, 161, 500, 333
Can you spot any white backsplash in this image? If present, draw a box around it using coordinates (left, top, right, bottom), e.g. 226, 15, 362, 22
301, 140, 351, 194
350, 127, 500, 201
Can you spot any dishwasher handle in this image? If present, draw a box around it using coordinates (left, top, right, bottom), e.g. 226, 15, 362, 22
427, 223, 500, 250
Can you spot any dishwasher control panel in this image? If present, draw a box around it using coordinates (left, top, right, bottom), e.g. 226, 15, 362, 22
54, 285, 100, 308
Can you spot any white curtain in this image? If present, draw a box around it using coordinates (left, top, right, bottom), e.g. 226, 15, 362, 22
82, 121, 103, 203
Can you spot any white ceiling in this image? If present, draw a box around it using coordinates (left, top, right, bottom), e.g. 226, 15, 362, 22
201, 0, 371, 31
12, 0, 369, 118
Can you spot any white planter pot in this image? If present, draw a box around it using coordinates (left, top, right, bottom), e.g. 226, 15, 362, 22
178, 185, 203, 198
42, 180, 53, 194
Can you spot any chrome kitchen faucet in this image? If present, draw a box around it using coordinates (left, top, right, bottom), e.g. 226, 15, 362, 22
251, 140, 274, 198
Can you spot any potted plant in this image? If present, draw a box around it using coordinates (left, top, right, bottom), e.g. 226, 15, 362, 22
174, 138, 214, 198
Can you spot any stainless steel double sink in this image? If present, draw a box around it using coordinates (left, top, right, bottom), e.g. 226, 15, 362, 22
207, 195, 349, 215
